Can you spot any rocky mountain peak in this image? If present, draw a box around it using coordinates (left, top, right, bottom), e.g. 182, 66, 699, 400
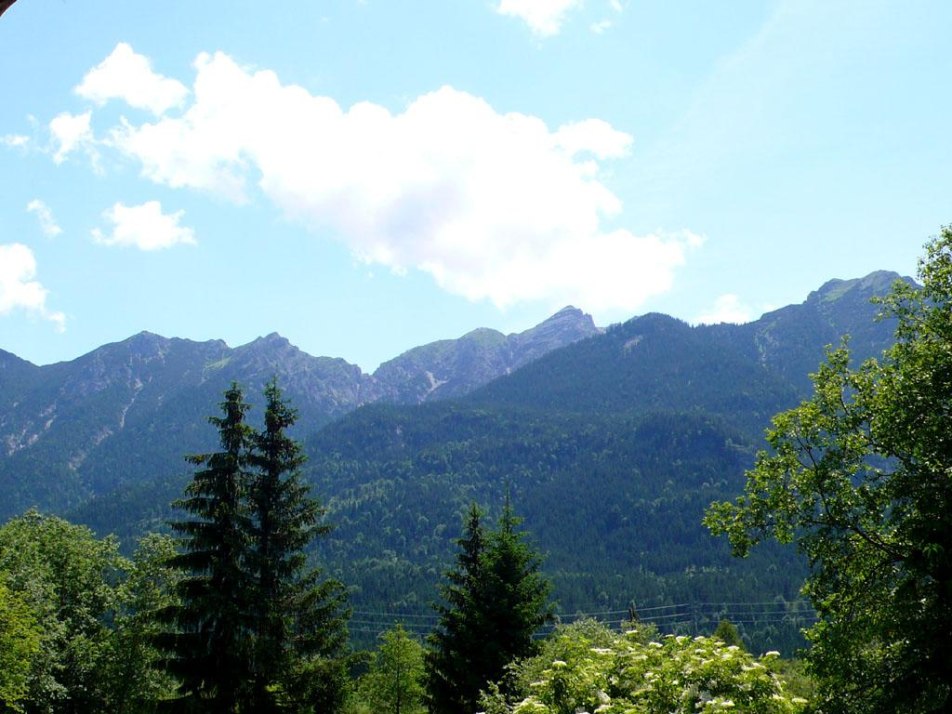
809, 270, 905, 306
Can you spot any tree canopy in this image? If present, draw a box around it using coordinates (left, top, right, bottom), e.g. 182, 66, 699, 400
706, 226, 952, 713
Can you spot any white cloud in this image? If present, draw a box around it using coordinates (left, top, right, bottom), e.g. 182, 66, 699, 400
48, 110, 95, 164
554, 119, 632, 159
87, 47, 696, 313
695, 294, 754, 325
92, 201, 196, 251
1, 134, 30, 148
0, 243, 66, 331
75, 42, 189, 116
496, 0, 583, 36
26, 199, 63, 237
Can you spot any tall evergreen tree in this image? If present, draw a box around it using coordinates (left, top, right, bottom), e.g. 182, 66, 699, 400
160, 381, 351, 713
481, 494, 553, 694
425, 504, 488, 714
245, 380, 350, 712
425, 500, 552, 714
159, 383, 254, 712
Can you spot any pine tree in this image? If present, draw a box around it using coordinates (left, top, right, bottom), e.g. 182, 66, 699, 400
481, 494, 553, 695
425, 499, 552, 714
425, 504, 489, 714
159, 381, 350, 712
245, 380, 350, 712
160, 383, 254, 712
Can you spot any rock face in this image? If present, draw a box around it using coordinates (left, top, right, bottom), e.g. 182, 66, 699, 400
373, 306, 601, 403
0, 307, 600, 516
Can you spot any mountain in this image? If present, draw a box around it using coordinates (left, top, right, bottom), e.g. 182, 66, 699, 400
0, 271, 911, 651
290, 272, 907, 633
373, 306, 601, 403
0, 307, 598, 518
466, 271, 907, 432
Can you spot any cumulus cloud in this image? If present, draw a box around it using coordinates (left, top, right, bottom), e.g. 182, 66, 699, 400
75, 42, 189, 115
695, 294, 754, 325
48, 110, 95, 164
0, 243, 65, 331
496, 0, 583, 36
26, 199, 63, 237
92, 201, 196, 251
76, 46, 696, 313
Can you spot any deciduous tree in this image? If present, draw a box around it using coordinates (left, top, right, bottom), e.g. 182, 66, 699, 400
0, 510, 127, 713
705, 227, 952, 712
356, 624, 426, 714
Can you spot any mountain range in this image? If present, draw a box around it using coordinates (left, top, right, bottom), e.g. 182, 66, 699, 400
0, 305, 598, 517
0, 270, 910, 650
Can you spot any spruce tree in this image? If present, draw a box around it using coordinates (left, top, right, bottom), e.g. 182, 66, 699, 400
245, 380, 350, 712
160, 382, 253, 712
160, 381, 350, 713
481, 494, 553, 695
425, 504, 489, 714
425, 500, 552, 714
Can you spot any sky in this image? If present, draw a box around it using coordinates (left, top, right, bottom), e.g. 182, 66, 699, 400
1, 0, 949, 373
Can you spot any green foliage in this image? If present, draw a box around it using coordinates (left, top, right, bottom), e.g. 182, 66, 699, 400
0, 510, 128, 713
481, 495, 555, 691
246, 380, 350, 712
705, 226, 952, 713
161, 382, 254, 711
354, 624, 426, 714
104, 533, 181, 713
160, 381, 350, 712
0, 580, 41, 712
425, 504, 490, 714
311, 406, 808, 654
481, 619, 808, 714
426, 501, 553, 714
712, 619, 744, 650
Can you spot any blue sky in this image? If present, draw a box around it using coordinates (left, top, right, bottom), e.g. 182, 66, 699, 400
1, 0, 949, 372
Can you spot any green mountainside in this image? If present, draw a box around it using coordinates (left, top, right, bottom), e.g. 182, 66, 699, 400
0, 271, 909, 651
0, 309, 597, 518
294, 273, 906, 649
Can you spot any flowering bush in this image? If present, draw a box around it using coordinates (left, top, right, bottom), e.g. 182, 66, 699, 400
480, 620, 808, 714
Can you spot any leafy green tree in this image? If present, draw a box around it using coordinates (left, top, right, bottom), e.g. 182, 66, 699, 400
426, 500, 553, 714
160, 383, 254, 712
246, 380, 350, 712
0, 580, 41, 712
0, 510, 127, 713
104, 533, 182, 713
712, 619, 745, 650
480, 619, 808, 713
356, 624, 426, 714
705, 227, 952, 713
